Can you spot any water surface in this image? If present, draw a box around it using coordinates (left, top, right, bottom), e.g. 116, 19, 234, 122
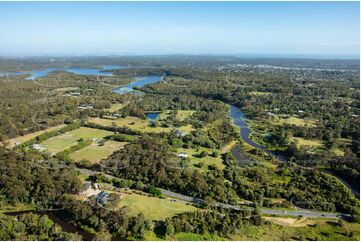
1, 65, 134, 80
145, 112, 160, 120
229, 104, 284, 161
113, 75, 164, 94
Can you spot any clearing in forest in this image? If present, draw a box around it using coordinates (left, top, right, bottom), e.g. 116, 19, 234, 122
176, 147, 225, 172
118, 192, 197, 221
271, 116, 317, 127
70, 140, 127, 163
292, 137, 323, 148
41, 127, 113, 153
105, 103, 125, 112
6, 124, 66, 148
263, 217, 315, 227
250, 91, 272, 96
88, 116, 195, 133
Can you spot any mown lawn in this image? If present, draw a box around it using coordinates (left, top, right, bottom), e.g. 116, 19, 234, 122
70, 141, 127, 163
41, 127, 113, 153
119, 193, 197, 221
88, 116, 195, 134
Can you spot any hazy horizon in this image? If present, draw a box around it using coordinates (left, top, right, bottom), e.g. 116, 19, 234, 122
0, 1, 359, 57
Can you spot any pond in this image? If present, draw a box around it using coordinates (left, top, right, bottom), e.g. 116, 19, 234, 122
145, 112, 160, 120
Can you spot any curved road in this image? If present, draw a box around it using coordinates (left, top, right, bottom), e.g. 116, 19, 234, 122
40, 157, 351, 220
159, 189, 350, 220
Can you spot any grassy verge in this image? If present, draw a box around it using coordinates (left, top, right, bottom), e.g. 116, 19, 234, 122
232, 219, 359, 241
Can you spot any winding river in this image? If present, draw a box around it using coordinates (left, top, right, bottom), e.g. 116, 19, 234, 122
229, 104, 359, 198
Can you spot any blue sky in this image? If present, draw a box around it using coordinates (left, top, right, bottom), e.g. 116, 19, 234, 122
0, 1, 359, 57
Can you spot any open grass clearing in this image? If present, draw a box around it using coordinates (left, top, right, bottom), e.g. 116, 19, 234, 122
118, 192, 197, 221
263, 217, 315, 227
105, 103, 125, 112
271, 116, 317, 127
88, 116, 195, 134
6, 124, 66, 148
232, 219, 359, 241
176, 110, 196, 121
250, 91, 272, 96
332, 148, 345, 156
157, 110, 195, 121
176, 147, 224, 172
292, 137, 323, 148
70, 141, 127, 163
41, 127, 113, 154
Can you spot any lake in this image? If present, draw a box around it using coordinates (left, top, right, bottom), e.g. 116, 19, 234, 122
112, 75, 164, 94
1, 65, 134, 80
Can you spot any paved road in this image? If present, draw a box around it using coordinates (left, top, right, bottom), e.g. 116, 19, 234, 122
159, 188, 350, 219
261, 209, 350, 219
41, 161, 351, 220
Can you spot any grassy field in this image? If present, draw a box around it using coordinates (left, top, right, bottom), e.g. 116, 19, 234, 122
332, 148, 345, 156
154, 110, 195, 121
176, 110, 196, 121
6, 124, 66, 148
292, 137, 323, 148
250, 91, 272, 96
105, 103, 125, 112
232, 219, 359, 241
41, 127, 113, 153
88, 116, 195, 134
271, 116, 317, 127
70, 141, 127, 163
119, 193, 197, 221
176, 147, 225, 172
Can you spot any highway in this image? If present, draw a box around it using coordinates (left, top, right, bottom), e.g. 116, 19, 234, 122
40, 161, 351, 220
159, 189, 351, 219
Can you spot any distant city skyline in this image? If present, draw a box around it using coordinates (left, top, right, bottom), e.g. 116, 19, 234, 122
0, 1, 359, 58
